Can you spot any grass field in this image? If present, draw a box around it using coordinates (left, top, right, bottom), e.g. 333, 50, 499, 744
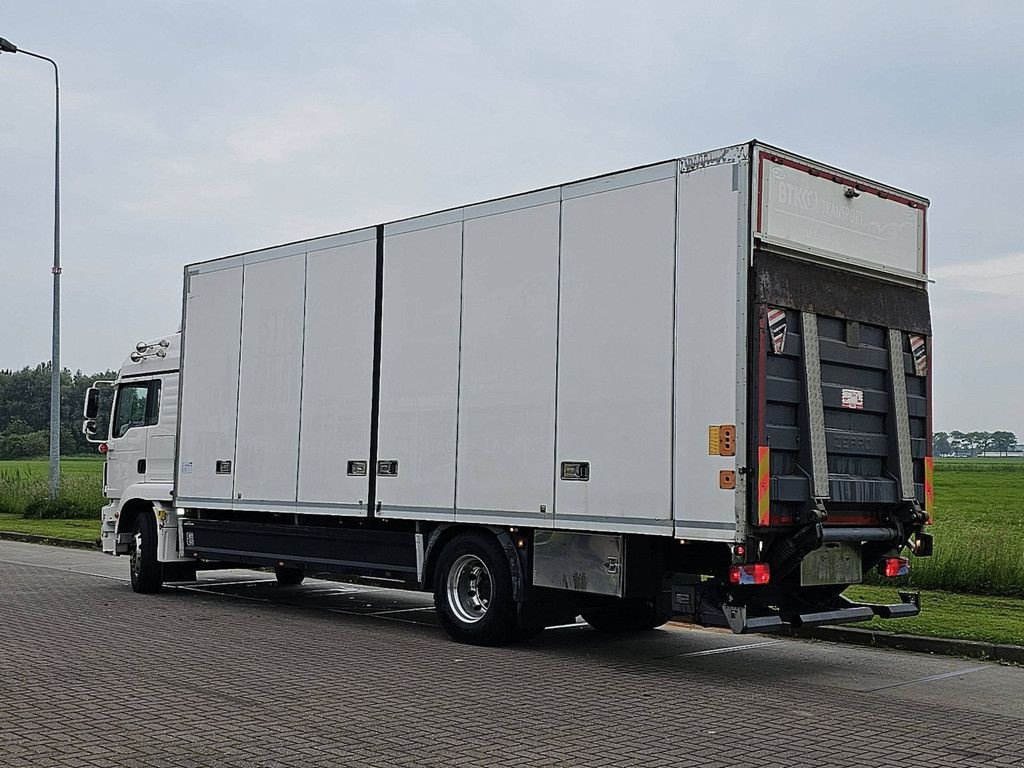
0, 512, 100, 542
902, 458, 1024, 597
846, 584, 1024, 647
0, 456, 105, 519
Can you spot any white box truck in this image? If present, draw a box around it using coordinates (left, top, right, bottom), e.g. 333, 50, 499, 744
83, 141, 934, 645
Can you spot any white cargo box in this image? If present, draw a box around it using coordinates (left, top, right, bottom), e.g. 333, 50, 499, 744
175, 142, 928, 543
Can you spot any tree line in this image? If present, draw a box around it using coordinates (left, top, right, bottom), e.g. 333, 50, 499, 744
0, 364, 116, 459
934, 431, 1020, 457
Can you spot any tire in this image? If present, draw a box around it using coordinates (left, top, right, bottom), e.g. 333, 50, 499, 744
434, 532, 518, 646
129, 511, 163, 594
274, 566, 305, 586
581, 598, 670, 633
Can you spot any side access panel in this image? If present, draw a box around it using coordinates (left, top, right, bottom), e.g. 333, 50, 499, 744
233, 252, 306, 506
456, 194, 560, 525
673, 158, 748, 542
376, 217, 463, 520
296, 233, 377, 514
177, 266, 243, 504
555, 164, 676, 535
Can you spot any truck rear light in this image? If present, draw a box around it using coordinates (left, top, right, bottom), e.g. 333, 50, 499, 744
880, 557, 910, 578
98, 442, 108, 454
729, 563, 770, 585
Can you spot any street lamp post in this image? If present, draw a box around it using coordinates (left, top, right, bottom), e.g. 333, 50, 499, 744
1, 36, 62, 500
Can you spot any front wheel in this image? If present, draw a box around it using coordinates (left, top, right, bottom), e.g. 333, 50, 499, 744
129, 511, 163, 594
434, 533, 518, 646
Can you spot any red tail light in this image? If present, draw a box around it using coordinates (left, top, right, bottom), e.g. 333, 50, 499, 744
881, 557, 910, 578
98, 442, 108, 454
729, 563, 770, 585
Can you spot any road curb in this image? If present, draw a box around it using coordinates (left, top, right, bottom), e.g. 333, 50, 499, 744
788, 624, 1024, 664
0, 531, 100, 551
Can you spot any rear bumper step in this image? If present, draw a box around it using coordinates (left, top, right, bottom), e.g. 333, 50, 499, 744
712, 592, 920, 634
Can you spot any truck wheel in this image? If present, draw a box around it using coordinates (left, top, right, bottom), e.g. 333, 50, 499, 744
434, 532, 518, 646
129, 511, 163, 594
274, 566, 305, 585
582, 598, 670, 633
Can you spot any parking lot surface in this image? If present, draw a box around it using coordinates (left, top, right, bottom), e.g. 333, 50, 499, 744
1, 539, 1022, 767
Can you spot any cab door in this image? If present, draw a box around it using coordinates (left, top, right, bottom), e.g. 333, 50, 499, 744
104, 380, 161, 500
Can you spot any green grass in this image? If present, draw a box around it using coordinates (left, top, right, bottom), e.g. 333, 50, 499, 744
846, 584, 1024, 647
0, 457, 105, 519
0, 512, 99, 543
900, 458, 1024, 597
0, 456, 105, 476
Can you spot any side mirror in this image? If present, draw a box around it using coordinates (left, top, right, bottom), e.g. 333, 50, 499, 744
82, 380, 113, 444
84, 386, 101, 419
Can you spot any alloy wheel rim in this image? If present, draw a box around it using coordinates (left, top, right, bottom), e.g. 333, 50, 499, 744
446, 554, 493, 624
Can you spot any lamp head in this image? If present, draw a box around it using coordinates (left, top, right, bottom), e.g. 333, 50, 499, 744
0, 37, 18, 54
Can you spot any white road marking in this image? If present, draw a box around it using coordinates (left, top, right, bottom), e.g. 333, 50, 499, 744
861, 665, 992, 692
654, 639, 782, 660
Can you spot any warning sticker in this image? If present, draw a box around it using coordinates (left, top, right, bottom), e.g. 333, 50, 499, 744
909, 334, 928, 376
767, 308, 787, 355
840, 388, 865, 410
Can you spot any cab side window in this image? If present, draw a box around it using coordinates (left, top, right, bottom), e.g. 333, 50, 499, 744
112, 381, 161, 438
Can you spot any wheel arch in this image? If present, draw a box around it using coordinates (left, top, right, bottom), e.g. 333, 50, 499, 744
422, 524, 526, 601
114, 498, 156, 554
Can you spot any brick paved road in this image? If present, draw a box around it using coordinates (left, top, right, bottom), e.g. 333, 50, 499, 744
1, 540, 1022, 767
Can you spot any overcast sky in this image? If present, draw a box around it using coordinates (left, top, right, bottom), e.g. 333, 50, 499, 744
1, 1, 1022, 436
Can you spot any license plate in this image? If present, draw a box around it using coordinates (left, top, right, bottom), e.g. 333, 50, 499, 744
800, 542, 862, 587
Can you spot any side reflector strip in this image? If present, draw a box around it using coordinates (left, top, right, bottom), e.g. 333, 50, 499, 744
757, 446, 770, 526
924, 456, 935, 519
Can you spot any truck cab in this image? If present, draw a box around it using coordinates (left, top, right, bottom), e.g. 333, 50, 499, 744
84, 336, 188, 583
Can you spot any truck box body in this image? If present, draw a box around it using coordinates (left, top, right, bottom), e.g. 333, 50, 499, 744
175, 142, 931, 553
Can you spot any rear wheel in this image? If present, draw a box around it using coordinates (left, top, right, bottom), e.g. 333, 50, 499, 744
274, 566, 305, 585
582, 598, 670, 633
434, 533, 518, 646
129, 511, 163, 594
